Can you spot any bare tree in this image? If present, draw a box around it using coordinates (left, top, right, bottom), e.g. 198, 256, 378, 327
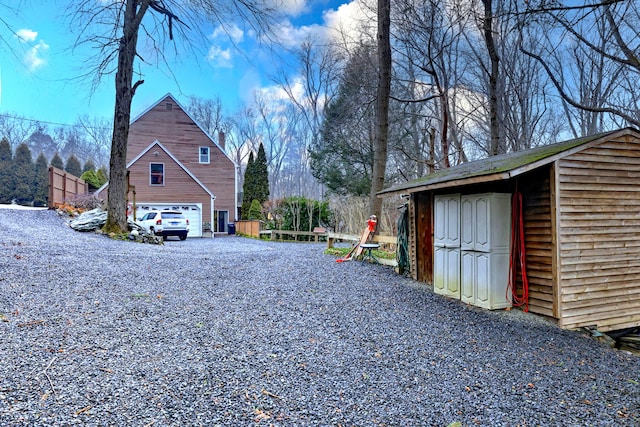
76, 115, 112, 167
275, 39, 341, 199
519, 0, 640, 131
188, 96, 225, 137
0, 114, 38, 150
252, 92, 293, 199
393, 0, 470, 170
230, 102, 260, 184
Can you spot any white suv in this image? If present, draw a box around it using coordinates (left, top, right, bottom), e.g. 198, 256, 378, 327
137, 210, 189, 240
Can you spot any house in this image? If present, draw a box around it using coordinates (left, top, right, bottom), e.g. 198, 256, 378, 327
380, 127, 640, 332
97, 93, 238, 237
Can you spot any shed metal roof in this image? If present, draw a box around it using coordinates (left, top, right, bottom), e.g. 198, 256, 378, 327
379, 127, 640, 196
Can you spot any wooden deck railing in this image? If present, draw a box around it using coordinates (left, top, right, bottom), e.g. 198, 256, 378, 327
326, 232, 397, 248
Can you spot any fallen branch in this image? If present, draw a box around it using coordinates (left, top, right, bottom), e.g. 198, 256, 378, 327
262, 389, 281, 399
17, 320, 46, 328
75, 405, 92, 415
43, 356, 57, 395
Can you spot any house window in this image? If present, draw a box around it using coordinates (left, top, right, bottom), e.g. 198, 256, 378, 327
150, 163, 164, 185
199, 147, 210, 164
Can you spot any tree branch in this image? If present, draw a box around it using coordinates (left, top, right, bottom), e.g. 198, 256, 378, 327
521, 47, 640, 128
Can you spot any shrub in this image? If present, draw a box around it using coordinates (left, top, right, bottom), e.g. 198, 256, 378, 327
81, 170, 100, 190
64, 193, 105, 211
248, 199, 263, 220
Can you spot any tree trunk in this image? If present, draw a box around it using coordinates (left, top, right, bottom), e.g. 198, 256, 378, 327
104, 0, 149, 233
482, 0, 501, 156
369, 0, 391, 219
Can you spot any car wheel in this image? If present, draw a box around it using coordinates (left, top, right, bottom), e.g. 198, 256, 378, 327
162, 234, 167, 241
179, 234, 187, 241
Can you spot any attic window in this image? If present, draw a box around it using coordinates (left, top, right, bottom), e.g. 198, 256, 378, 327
166, 103, 173, 111
199, 147, 210, 164
150, 163, 164, 186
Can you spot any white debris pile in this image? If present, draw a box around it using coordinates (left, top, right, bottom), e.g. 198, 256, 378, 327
68, 208, 108, 231
68, 208, 146, 235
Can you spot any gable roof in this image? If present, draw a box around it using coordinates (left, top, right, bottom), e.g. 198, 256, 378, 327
131, 93, 237, 167
379, 127, 640, 196
95, 140, 216, 199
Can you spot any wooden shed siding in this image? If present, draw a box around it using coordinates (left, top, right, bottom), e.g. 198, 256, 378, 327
557, 137, 640, 331
128, 150, 212, 222
519, 169, 555, 318
127, 97, 236, 221
414, 193, 433, 283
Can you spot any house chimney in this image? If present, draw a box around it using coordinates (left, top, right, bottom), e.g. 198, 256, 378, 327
218, 131, 226, 150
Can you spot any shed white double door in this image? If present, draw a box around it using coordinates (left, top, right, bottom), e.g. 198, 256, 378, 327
433, 193, 511, 310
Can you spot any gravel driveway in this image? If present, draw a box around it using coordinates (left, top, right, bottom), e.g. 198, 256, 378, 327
0, 208, 638, 426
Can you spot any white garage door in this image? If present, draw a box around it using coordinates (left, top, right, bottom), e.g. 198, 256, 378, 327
134, 203, 202, 238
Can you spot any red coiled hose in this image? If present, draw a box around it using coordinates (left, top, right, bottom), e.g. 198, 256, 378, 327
508, 191, 529, 311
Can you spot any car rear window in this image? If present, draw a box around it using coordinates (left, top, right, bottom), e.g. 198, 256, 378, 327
161, 212, 185, 219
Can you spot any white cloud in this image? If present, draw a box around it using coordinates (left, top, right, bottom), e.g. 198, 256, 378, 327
24, 40, 49, 72
15, 29, 38, 43
16, 28, 49, 72
261, 77, 305, 104
16, 29, 49, 72
323, 0, 376, 45
273, 20, 323, 48
211, 24, 244, 44
206, 45, 233, 68
272, 0, 376, 49
278, 0, 308, 17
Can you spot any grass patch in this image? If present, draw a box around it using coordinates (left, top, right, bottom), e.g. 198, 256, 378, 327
130, 293, 150, 299
324, 246, 395, 260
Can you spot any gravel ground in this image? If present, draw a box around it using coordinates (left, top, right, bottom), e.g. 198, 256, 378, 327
0, 208, 638, 427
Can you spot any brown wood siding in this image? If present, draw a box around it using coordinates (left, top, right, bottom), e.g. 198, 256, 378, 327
414, 192, 432, 283
519, 168, 555, 318
127, 150, 212, 222
127, 96, 236, 222
557, 136, 640, 331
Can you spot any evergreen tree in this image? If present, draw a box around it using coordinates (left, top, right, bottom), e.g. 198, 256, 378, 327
65, 154, 83, 177
254, 143, 269, 204
51, 152, 64, 170
309, 44, 377, 197
248, 199, 263, 220
83, 159, 96, 174
241, 152, 255, 220
33, 153, 49, 207
96, 166, 108, 187
13, 143, 34, 205
0, 138, 14, 204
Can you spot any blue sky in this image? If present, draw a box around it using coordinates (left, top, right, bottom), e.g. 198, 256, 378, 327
0, 0, 366, 128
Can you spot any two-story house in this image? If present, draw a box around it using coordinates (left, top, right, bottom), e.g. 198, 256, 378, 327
98, 93, 238, 237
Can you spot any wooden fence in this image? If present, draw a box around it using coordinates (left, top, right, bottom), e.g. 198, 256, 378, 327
234, 220, 262, 238
259, 228, 328, 242
48, 167, 88, 209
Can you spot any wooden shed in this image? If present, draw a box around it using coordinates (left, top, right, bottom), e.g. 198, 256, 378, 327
380, 128, 640, 332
